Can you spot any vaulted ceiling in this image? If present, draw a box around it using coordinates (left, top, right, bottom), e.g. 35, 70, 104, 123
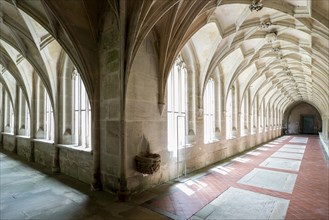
184, 0, 329, 114
0, 0, 328, 115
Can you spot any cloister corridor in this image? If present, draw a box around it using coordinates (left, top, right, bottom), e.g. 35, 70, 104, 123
0, 0, 329, 219
1, 135, 328, 219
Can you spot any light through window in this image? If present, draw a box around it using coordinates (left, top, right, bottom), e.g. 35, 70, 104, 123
167, 56, 187, 156
204, 79, 215, 143
73, 71, 91, 148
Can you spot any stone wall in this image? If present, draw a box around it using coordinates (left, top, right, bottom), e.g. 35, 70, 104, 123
17, 136, 31, 160
2, 133, 15, 152
34, 140, 54, 169
59, 146, 93, 184
1, 137, 94, 185
125, 34, 282, 193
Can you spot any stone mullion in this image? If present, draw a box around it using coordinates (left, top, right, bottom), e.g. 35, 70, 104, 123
214, 77, 221, 139
235, 84, 241, 138
64, 72, 73, 144
20, 92, 27, 135
231, 88, 236, 137
37, 82, 45, 138
187, 68, 196, 143
5, 92, 11, 129
256, 95, 260, 134
220, 79, 226, 140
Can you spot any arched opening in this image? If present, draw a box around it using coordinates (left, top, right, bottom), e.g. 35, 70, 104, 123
283, 102, 322, 135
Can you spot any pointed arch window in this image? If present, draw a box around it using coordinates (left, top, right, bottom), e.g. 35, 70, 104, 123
204, 79, 215, 143
167, 56, 187, 156
72, 70, 91, 148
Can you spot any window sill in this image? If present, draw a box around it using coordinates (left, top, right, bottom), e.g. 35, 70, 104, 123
204, 139, 220, 144
1, 132, 15, 136
57, 144, 91, 152
16, 135, 30, 139
33, 139, 54, 144
181, 144, 194, 149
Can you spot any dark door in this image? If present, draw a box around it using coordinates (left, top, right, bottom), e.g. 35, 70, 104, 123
302, 116, 314, 134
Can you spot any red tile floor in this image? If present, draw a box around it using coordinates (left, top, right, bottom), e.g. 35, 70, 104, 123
138, 135, 329, 219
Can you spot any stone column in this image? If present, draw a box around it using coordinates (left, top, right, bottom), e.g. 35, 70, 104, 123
29, 75, 38, 162
0, 88, 4, 147
52, 69, 61, 174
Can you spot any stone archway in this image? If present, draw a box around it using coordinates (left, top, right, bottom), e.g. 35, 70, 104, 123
285, 102, 322, 135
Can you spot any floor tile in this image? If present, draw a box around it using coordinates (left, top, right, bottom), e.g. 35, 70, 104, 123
283, 144, 306, 149
271, 151, 304, 160
278, 147, 305, 154
238, 168, 297, 193
289, 137, 308, 144
260, 157, 301, 171
193, 187, 289, 220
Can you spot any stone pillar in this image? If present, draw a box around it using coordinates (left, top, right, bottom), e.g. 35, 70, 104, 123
30, 75, 38, 161
0, 88, 4, 147
52, 71, 61, 174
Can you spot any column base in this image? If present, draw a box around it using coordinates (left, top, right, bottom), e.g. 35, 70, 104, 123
91, 174, 102, 191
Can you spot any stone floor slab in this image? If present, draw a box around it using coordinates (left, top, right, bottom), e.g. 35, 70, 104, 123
260, 157, 301, 171
0, 153, 167, 220
283, 144, 306, 149
289, 137, 308, 144
193, 187, 290, 220
238, 168, 297, 193
278, 147, 305, 154
271, 151, 304, 160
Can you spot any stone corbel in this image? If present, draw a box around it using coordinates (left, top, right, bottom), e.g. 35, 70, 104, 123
158, 102, 165, 116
